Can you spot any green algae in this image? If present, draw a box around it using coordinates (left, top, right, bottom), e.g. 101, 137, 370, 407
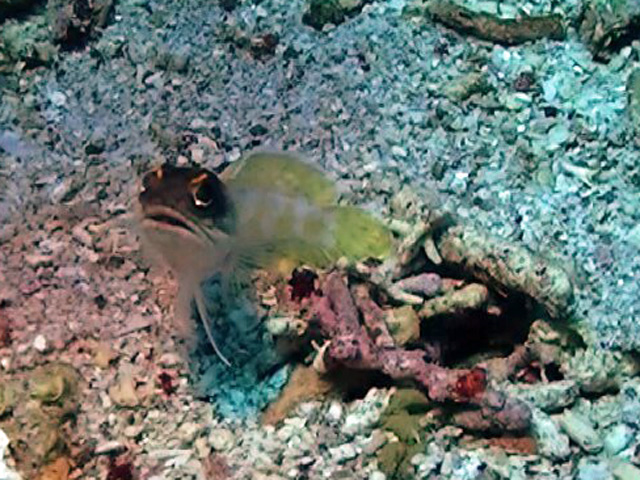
377, 441, 423, 480
376, 389, 433, 479
0, 363, 82, 477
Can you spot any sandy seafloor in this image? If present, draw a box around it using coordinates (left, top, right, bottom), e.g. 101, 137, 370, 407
1, 0, 640, 478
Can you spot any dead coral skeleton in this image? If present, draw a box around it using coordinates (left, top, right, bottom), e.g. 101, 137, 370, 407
406, 0, 565, 46
306, 271, 531, 434
260, 213, 583, 436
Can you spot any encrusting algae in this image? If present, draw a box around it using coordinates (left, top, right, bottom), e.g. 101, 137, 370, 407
137, 151, 393, 365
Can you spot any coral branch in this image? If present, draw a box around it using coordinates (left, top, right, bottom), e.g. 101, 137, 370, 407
419, 283, 489, 319
433, 223, 574, 318
352, 284, 396, 349
310, 272, 531, 432
451, 390, 532, 433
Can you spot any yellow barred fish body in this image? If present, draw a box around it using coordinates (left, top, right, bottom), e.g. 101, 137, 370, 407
137, 152, 392, 364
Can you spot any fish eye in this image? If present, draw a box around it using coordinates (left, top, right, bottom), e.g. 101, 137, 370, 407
192, 179, 214, 208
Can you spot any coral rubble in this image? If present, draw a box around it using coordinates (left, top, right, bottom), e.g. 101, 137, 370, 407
580, 0, 640, 61
432, 220, 574, 319
0, 363, 82, 478
424, 0, 565, 45
302, 0, 372, 30
309, 271, 531, 433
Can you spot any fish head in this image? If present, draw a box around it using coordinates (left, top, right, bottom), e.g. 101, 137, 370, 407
137, 163, 235, 278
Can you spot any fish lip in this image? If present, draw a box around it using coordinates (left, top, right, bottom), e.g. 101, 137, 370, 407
140, 205, 199, 235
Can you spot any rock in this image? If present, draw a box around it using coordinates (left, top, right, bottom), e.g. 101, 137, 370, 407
603, 424, 634, 456
71, 223, 94, 246
512, 381, 578, 413
25, 254, 54, 268
580, 0, 640, 61
158, 353, 182, 367
410, 443, 445, 477
393, 273, 442, 298
30, 369, 67, 403
33, 334, 48, 352
361, 429, 388, 456
434, 223, 574, 319
302, 0, 372, 30
329, 443, 358, 463
194, 436, 210, 459
326, 401, 344, 423
611, 460, 640, 480
369, 471, 386, 480
153, 45, 190, 73
47, 0, 116, 47
559, 410, 603, 454
218, 0, 238, 11
178, 422, 201, 444
37, 456, 70, 480
576, 458, 613, 480
84, 133, 106, 156
208, 428, 235, 452
108, 369, 140, 407
546, 123, 572, 151
94, 441, 126, 456
2, 364, 81, 477
93, 342, 116, 369
386, 306, 420, 346
443, 72, 491, 103
0, 18, 57, 66
0, 225, 16, 244
531, 409, 571, 461
419, 283, 489, 319
564, 349, 634, 395
626, 223, 640, 249
627, 68, 640, 137
48, 91, 67, 107
342, 388, 391, 437
0, 428, 20, 480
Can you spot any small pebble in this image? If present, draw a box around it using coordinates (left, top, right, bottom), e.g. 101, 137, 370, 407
369, 471, 386, 480
391, 145, 407, 157
362, 429, 387, 456
94, 441, 126, 455
208, 428, 235, 451
612, 461, 640, 480
329, 443, 357, 464
604, 424, 634, 455
559, 410, 603, 454
326, 401, 343, 423
24, 254, 53, 268
71, 224, 93, 247
33, 334, 47, 352
49, 91, 67, 107
194, 436, 210, 459
158, 353, 182, 367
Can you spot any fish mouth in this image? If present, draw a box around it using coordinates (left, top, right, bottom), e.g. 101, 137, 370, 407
140, 205, 198, 235
147, 214, 192, 231
140, 205, 230, 246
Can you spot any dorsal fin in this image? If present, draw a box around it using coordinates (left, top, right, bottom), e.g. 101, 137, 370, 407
224, 152, 337, 206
